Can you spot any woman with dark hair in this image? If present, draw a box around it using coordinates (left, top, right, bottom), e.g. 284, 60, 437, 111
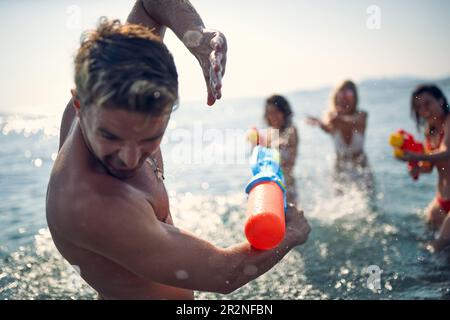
401, 84, 450, 251
263, 95, 299, 205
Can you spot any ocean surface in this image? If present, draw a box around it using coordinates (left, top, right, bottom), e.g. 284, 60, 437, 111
1, 77, 450, 300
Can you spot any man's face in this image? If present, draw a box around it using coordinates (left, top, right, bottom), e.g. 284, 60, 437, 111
78, 106, 170, 179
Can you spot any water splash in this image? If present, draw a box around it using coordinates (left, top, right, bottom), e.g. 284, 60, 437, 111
0, 229, 96, 300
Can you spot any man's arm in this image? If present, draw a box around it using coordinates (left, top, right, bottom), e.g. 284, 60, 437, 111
130, 0, 204, 40
69, 196, 309, 294
127, 0, 166, 38
128, 0, 227, 106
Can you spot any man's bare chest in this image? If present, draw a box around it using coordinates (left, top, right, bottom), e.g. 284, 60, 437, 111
126, 160, 170, 222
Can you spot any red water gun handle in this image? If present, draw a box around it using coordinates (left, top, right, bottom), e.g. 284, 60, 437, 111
398, 130, 423, 181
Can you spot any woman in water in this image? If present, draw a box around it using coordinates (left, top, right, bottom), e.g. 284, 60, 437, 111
307, 80, 373, 190
401, 84, 450, 252
259, 95, 299, 205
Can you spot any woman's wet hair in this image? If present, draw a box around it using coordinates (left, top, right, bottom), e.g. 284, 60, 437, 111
331, 80, 359, 113
264, 94, 293, 129
411, 84, 450, 131
75, 17, 179, 115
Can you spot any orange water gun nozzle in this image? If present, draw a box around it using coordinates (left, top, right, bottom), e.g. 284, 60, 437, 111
244, 146, 286, 250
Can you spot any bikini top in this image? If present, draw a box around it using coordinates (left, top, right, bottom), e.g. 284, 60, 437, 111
332, 131, 365, 157
425, 129, 444, 153
267, 126, 298, 167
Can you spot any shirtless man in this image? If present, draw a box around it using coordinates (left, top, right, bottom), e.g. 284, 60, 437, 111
46, 0, 310, 299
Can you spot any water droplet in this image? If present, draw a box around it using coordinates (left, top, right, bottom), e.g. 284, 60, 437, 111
182, 30, 203, 48
169, 190, 177, 197
33, 158, 43, 167
243, 265, 258, 276
24, 150, 31, 158
70, 265, 81, 275
168, 120, 177, 130
51, 153, 58, 161
175, 270, 189, 280
201, 182, 209, 190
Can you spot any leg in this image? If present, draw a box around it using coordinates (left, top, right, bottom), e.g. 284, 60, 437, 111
432, 214, 450, 252
425, 199, 447, 230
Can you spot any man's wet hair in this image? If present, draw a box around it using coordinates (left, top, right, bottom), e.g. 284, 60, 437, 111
75, 17, 178, 115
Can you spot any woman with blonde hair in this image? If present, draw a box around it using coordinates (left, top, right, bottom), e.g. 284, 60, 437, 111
307, 80, 373, 189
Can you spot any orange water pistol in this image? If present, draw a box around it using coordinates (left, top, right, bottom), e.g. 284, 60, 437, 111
389, 129, 430, 180
244, 146, 286, 250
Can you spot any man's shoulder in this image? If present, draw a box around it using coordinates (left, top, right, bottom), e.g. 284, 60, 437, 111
49, 157, 122, 206
50, 182, 154, 249
48, 169, 150, 236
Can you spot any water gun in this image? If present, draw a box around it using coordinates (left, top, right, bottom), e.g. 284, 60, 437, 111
247, 127, 260, 145
246, 127, 267, 147
389, 129, 430, 180
244, 145, 286, 250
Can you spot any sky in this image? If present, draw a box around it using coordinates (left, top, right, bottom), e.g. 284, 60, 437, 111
0, 0, 449, 115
